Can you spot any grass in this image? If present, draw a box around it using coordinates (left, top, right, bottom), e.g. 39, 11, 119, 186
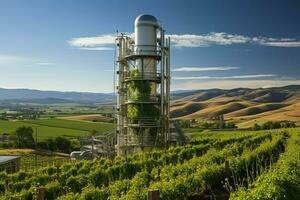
0, 119, 114, 140
24, 119, 114, 132
41, 105, 114, 118
0, 109, 8, 114
184, 127, 274, 139
60, 114, 113, 123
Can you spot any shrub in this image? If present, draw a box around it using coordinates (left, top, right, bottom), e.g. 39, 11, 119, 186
45, 181, 63, 200
0, 171, 8, 180
55, 137, 71, 153
47, 166, 57, 176
66, 175, 87, 193
16, 171, 27, 181
80, 186, 109, 200
0, 182, 6, 194
89, 169, 108, 187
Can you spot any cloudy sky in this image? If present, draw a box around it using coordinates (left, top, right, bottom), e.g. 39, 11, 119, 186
0, 0, 300, 92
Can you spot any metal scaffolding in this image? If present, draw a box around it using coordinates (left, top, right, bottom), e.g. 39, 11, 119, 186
115, 19, 171, 156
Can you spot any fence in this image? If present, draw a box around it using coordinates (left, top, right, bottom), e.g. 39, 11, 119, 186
0, 154, 71, 173
20, 156, 71, 171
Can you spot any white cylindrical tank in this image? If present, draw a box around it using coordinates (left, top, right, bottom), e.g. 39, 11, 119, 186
134, 14, 159, 55
134, 14, 159, 95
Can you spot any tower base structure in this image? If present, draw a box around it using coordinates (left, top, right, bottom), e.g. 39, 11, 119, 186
115, 14, 171, 156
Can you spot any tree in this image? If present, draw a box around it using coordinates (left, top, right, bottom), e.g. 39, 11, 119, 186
287, 121, 296, 128
37, 141, 49, 150
90, 129, 98, 136
273, 121, 281, 129
253, 123, 261, 131
55, 137, 71, 153
70, 138, 80, 151
13, 126, 35, 148
227, 122, 237, 129
217, 115, 225, 129
202, 122, 211, 129
262, 121, 273, 129
281, 121, 296, 128
45, 138, 57, 151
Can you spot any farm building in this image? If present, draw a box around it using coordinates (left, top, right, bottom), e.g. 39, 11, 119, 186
0, 155, 21, 173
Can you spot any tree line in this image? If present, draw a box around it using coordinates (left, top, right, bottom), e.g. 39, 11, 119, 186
252, 121, 296, 130
3, 126, 80, 153
179, 115, 237, 130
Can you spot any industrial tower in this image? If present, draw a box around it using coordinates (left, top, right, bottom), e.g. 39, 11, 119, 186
115, 14, 170, 155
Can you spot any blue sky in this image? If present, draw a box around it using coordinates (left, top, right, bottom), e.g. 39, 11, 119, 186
0, 0, 300, 93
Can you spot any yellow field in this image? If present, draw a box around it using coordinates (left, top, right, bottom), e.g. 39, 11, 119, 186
0, 149, 35, 155
171, 89, 300, 128
60, 114, 113, 122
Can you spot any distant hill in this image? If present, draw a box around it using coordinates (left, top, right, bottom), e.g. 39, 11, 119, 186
171, 85, 300, 128
1, 85, 300, 127
0, 88, 114, 104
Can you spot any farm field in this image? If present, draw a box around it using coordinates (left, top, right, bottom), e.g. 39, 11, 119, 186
60, 114, 113, 123
0, 128, 299, 199
171, 86, 300, 128
41, 105, 114, 118
0, 118, 114, 140
24, 119, 114, 133
0, 1, 298, 199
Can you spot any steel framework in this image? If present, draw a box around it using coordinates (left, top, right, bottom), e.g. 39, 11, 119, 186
115, 28, 170, 156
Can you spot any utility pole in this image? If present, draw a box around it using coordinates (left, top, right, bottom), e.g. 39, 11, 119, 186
35, 127, 38, 169
91, 136, 95, 158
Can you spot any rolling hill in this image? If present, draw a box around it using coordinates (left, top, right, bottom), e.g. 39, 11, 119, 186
1, 85, 300, 128
0, 88, 114, 103
171, 85, 300, 127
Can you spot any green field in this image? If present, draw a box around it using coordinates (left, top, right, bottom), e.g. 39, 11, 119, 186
183, 127, 268, 139
24, 119, 114, 132
0, 109, 8, 114
0, 119, 114, 140
0, 128, 299, 199
41, 105, 114, 118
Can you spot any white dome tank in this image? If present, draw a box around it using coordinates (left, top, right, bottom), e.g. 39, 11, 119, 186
134, 14, 159, 56
134, 14, 159, 93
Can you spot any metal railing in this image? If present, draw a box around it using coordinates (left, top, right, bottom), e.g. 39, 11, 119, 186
126, 95, 160, 103
124, 72, 161, 82
125, 49, 162, 59
126, 117, 161, 127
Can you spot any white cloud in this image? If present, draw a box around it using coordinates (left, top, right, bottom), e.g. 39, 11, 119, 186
169, 34, 300, 48
174, 76, 211, 80
36, 62, 53, 65
259, 41, 300, 47
229, 74, 276, 79
252, 37, 300, 47
68, 34, 116, 47
168, 32, 250, 47
68, 32, 300, 50
173, 66, 239, 72
0, 54, 33, 66
78, 47, 114, 51
173, 79, 300, 90
0, 54, 54, 67
173, 74, 276, 80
